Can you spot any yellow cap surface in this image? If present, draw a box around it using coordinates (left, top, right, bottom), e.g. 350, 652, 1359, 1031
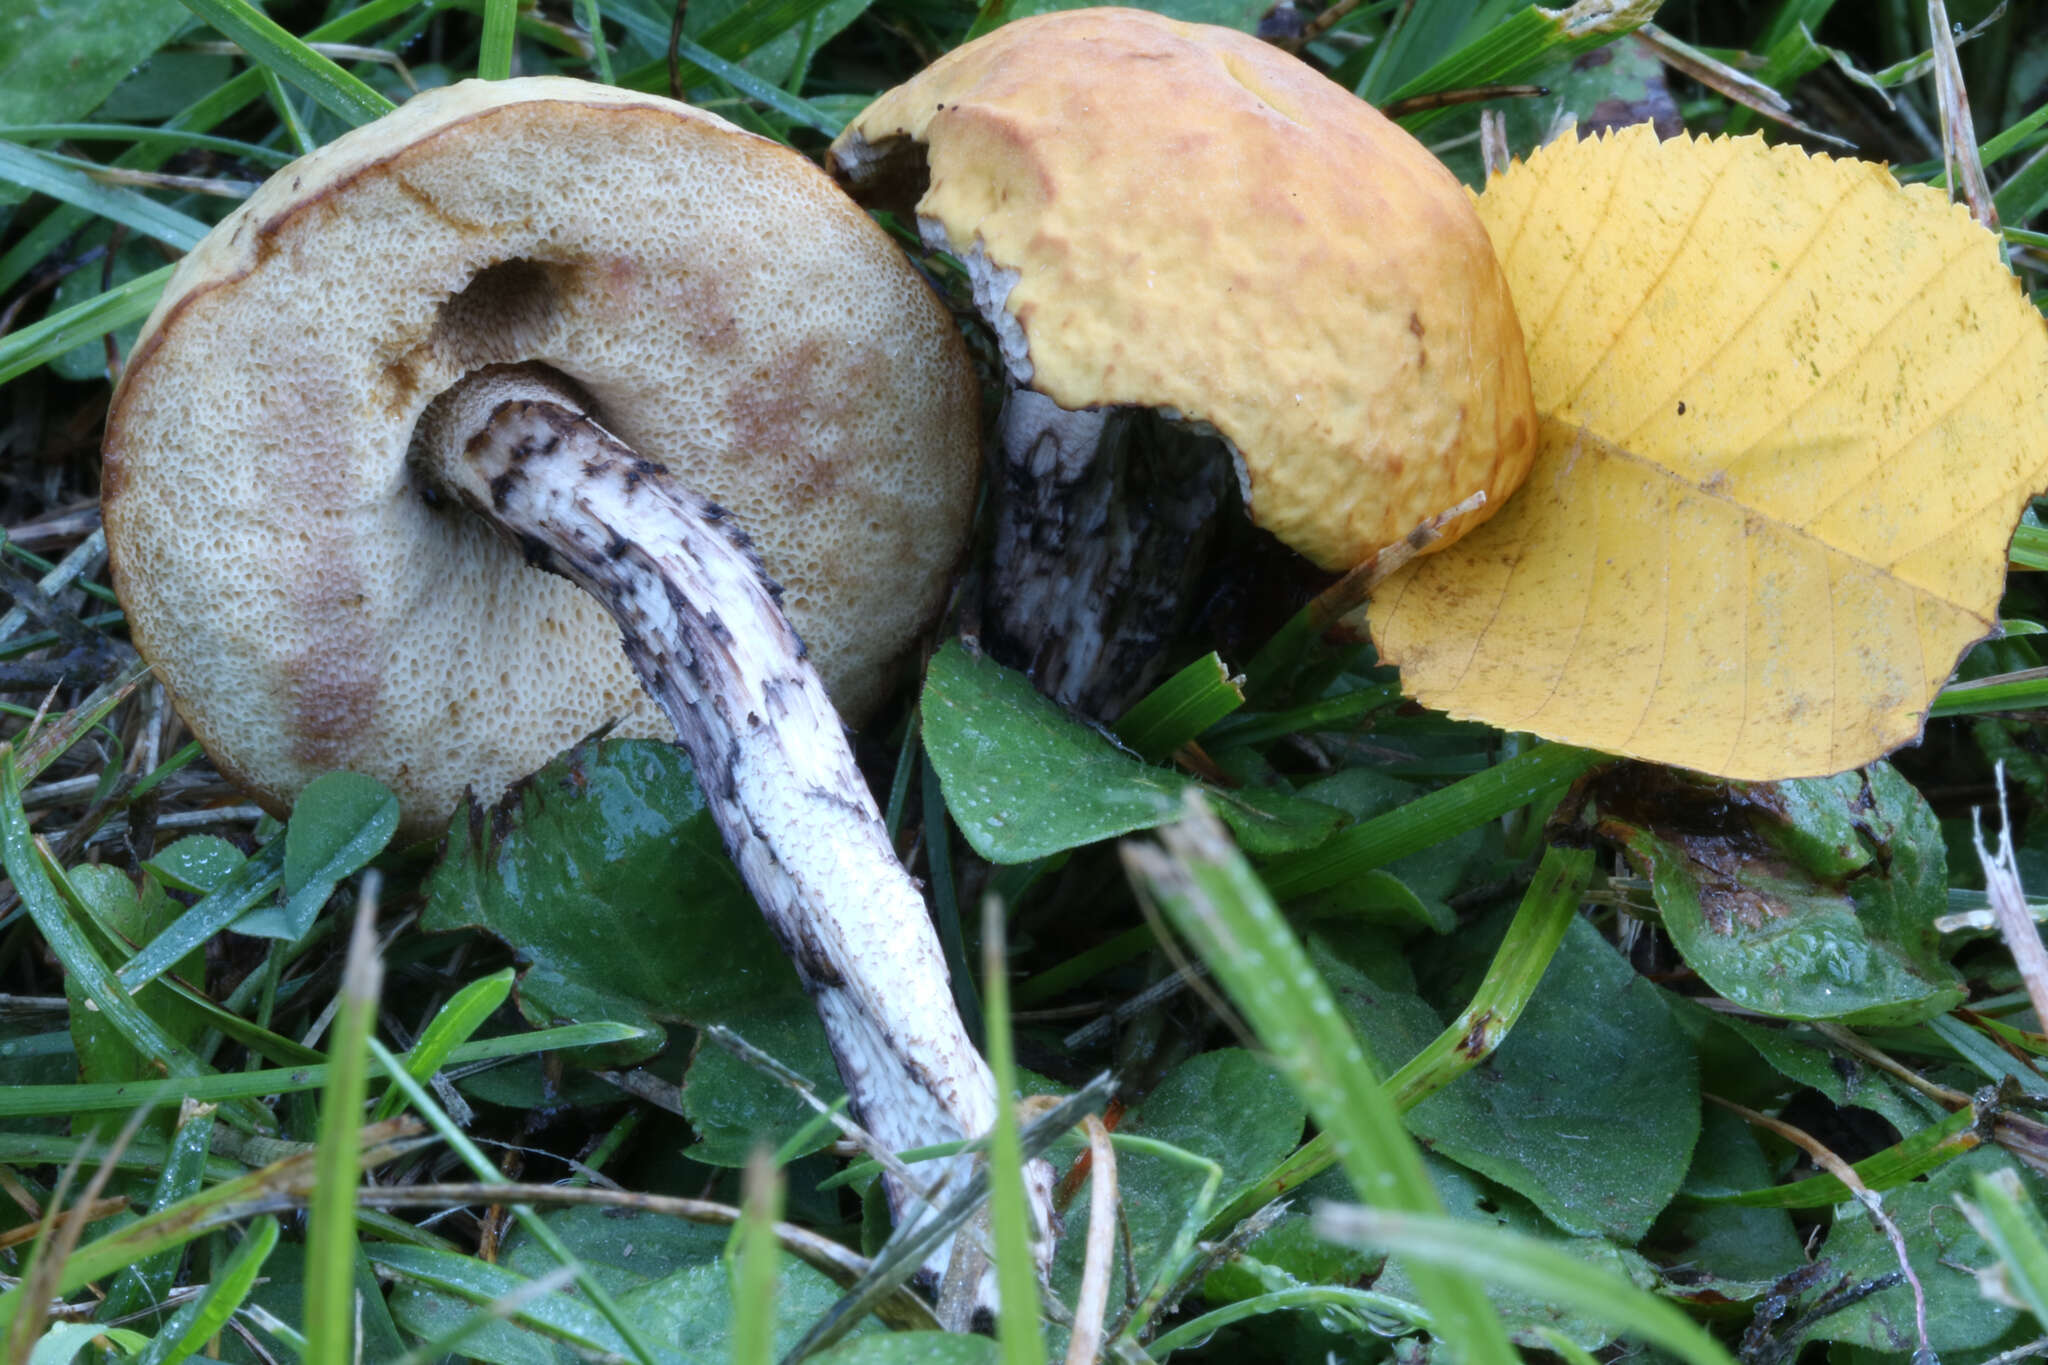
105, 77, 978, 834
832, 7, 1533, 569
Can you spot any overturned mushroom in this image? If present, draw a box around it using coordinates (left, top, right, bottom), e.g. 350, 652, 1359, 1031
830, 8, 1536, 714
102, 77, 1039, 1277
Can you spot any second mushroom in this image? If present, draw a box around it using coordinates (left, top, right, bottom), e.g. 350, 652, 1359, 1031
102, 78, 1042, 1279
830, 7, 1537, 716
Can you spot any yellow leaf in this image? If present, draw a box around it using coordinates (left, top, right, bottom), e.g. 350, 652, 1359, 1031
1368, 125, 2048, 779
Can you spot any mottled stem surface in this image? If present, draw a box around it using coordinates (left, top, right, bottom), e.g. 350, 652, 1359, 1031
979, 391, 1229, 720
418, 366, 1044, 1281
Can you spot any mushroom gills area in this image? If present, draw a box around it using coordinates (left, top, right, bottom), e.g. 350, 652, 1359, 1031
981, 390, 1233, 719
413, 365, 1042, 1280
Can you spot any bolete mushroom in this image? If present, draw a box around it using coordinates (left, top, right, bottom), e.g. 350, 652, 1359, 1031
829, 8, 1536, 713
102, 76, 1037, 1277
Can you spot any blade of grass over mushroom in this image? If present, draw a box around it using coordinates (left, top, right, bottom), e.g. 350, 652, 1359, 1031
0, 1022, 647, 1118
1312, 1206, 1737, 1365
0, 264, 170, 385
980, 897, 1046, 1365
1204, 845, 1592, 1235
1121, 796, 1518, 1365
1113, 653, 1244, 762
0, 143, 209, 250
1260, 743, 1603, 900
177, 0, 395, 126
306, 887, 382, 1363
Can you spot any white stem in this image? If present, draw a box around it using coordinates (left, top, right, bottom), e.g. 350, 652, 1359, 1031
419, 368, 1048, 1281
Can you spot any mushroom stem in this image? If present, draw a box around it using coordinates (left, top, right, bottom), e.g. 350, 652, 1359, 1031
980, 391, 1230, 719
417, 366, 1044, 1279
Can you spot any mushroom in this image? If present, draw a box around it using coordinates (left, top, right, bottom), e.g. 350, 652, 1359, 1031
829, 8, 1537, 713
102, 76, 1040, 1280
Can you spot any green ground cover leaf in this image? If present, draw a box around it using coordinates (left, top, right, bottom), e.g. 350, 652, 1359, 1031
809, 1336, 1002, 1364
421, 738, 799, 1058
1051, 1048, 1305, 1309
679, 998, 838, 1166
923, 642, 1339, 862
1589, 763, 1965, 1026
232, 770, 397, 939
1649, 1107, 1806, 1299
0, 0, 189, 127
1323, 915, 1699, 1243
1804, 1148, 2033, 1354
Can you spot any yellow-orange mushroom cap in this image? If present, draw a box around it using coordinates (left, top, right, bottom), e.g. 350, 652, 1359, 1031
104, 77, 978, 836
830, 7, 1535, 571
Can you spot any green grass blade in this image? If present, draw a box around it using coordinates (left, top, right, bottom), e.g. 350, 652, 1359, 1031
1122, 797, 1518, 1365
982, 896, 1047, 1364
100, 1108, 216, 1322
118, 838, 286, 990
305, 885, 383, 1362
1261, 744, 1604, 899
478, 0, 518, 79
0, 0, 418, 293
1931, 672, 2048, 718
134, 1216, 279, 1365
1, 754, 266, 1130
1313, 1206, 1736, 1365
697, 0, 861, 63
1146, 1285, 1432, 1357
0, 264, 169, 385
575, 0, 615, 83
1204, 845, 1594, 1234
372, 966, 514, 1120
0, 123, 293, 164
1112, 653, 1245, 762
731, 1151, 783, 1365
366, 1038, 664, 1365
1368, 5, 1650, 124
1959, 1167, 2048, 1326
0, 1022, 648, 1118
0, 141, 210, 250
0, 1122, 421, 1335
178, 0, 396, 126
1692, 1103, 1982, 1208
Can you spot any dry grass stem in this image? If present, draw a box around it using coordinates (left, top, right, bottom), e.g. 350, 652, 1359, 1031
1973, 764, 2048, 1030
1928, 0, 1998, 229
1063, 1114, 1120, 1365
1710, 1095, 1933, 1359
